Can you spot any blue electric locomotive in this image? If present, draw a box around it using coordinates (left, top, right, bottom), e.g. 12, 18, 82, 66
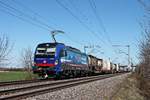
32, 42, 89, 78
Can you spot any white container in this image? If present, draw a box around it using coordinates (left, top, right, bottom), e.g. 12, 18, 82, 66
102, 60, 111, 72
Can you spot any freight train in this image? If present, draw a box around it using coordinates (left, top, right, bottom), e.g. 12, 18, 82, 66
32, 42, 119, 79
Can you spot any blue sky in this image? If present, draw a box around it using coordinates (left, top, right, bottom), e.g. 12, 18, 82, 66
0, 0, 144, 67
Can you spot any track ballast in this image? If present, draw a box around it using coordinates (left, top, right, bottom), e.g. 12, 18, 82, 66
0, 73, 124, 100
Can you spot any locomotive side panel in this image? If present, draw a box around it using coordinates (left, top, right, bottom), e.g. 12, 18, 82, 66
61, 47, 89, 71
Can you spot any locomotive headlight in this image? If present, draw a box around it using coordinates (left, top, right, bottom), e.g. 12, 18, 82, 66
55, 60, 58, 65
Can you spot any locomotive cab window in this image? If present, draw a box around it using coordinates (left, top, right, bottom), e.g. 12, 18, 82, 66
36, 48, 46, 54
35, 43, 57, 58
60, 49, 67, 57
46, 48, 56, 55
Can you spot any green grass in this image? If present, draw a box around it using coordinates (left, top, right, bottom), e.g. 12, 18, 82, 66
0, 71, 38, 82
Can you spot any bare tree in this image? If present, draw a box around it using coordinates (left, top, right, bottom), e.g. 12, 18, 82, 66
21, 47, 33, 78
137, 0, 150, 99
0, 34, 12, 67
138, 29, 150, 99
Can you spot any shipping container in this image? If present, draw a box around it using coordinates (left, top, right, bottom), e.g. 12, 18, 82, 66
101, 59, 111, 73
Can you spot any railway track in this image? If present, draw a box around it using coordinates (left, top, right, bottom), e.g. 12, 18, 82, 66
0, 79, 54, 87
0, 73, 123, 100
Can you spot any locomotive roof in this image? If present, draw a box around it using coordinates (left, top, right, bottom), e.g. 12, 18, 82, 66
37, 42, 86, 55
37, 42, 65, 46
66, 46, 81, 52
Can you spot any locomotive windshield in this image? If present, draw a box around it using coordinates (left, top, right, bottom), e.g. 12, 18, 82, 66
35, 43, 56, 58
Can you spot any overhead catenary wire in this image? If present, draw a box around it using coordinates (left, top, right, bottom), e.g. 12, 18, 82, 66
55, 0, 106, 45
63, 0, 114, 55
11, 0, 60, 29
0, 7, 50, 31
12, 0, 85, 46
56, 0, 113, 57
0, 0, 84, 46
65, 0, 108, 46
13, 0, 85, 46
88, 0, 112, 45
0, 0, 124, 63
90, 0, 119, 49
0, 0, 55, 30
88, 0, 109, 44
66, 0, 93, 27
88, 0, 119, 60
64, 0, 110, 55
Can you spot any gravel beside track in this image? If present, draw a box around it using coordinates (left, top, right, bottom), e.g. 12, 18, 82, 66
25, 73, 130, 100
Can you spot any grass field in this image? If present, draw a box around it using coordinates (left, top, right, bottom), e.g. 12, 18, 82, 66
0, 71, 38, 82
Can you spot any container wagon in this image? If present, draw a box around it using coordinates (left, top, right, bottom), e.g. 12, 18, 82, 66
101, 59, 111, 73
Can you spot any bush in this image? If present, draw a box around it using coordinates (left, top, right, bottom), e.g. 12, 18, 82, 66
137, 0, 150, 99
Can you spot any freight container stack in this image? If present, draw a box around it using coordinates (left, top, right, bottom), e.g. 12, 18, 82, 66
101, 60, 111, 73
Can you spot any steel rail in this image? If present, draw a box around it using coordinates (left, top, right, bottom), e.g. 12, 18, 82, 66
0, 73, 123, 100
0, 79, 53, 87
0, 74, 112, 95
